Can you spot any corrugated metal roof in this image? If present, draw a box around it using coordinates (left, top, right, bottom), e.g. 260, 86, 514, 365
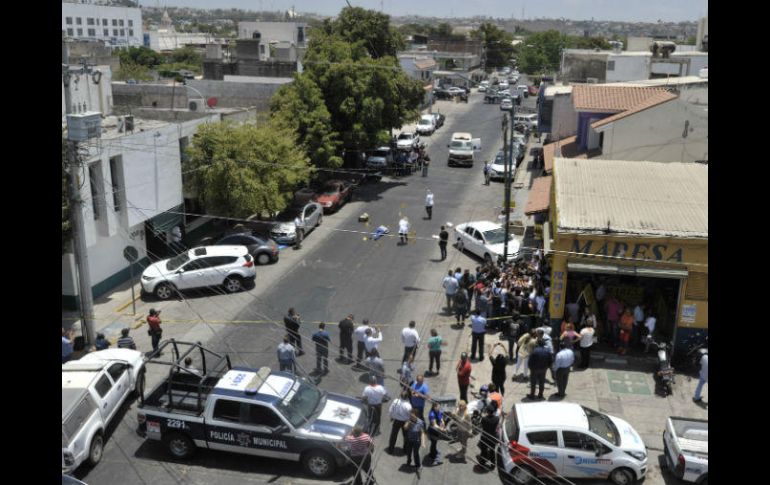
554, 157, 708, 238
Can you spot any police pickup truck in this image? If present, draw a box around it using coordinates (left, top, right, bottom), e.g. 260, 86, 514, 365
136, 341, 367, 478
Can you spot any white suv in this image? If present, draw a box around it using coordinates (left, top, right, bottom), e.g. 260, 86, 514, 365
499, 402, 648, 485
141, 246, 256, 300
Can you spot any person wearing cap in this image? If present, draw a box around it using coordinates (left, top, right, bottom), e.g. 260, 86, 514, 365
147, 308, 162, 352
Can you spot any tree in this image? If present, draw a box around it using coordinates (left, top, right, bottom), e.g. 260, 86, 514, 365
570, 36, 611, 50
169, 46, 202, 66
472, 23, 515, 69
184, 121, 310, 218
326, 6, 405, 58
270, 74, 342, 170
114, 63, 153, 81
518, 30, 569, 74
302, 31, 424, 152
118, 46, 163, 68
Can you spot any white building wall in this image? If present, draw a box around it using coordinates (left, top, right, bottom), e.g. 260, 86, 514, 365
238, 22, 306, 44
63, 115, 220, 296
550, 93, 578, 141
62, 65, 113, 118
606, 55, 650, 82
62, 2, 143, 46
597, 93, 708, 163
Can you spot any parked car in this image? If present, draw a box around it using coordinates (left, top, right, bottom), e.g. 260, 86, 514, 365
416, 114, 437, 135
270, 202, 323, 245
216, 233, 279, 265
455, 220, 520, 263
489, 151, 510, 181
500, 98, 514, 111
478, 80, 490, 92
433, 88, 452, 100
517, 84, 529, 98
447, 132, 481, 167
62, 349, 145, 473
447, 86, 465, 96
396, 131, 420, 150
366, 146, 394, 169
662, 417, 708, 484
431, 112, 446, 129
312, 179, 353, 213
499, 402, 648, 485
141, 246, 256, 299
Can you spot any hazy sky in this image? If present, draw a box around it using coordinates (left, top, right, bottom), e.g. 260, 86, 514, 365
140, 0, 707, 23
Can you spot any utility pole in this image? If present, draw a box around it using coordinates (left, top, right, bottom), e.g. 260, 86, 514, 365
502, 114, 512, 261
63, 59, 97, 347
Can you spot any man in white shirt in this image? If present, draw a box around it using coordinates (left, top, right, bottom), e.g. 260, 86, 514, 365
387, 390, 413, 453
364, 326, 383, 355
354, 320, 372, 367
362, 376, 388, 436
643, 313, 657, 352
401, 320, 421, 364
398, 217, 410, 244
425, 189, 434, 220
443, 270, 459, 312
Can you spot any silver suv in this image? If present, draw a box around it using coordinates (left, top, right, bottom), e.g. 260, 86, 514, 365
141, 246, 256, 299
270, 202, 323, 245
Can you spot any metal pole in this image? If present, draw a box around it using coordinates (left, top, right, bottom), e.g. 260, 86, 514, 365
502, 114, 511, 261
63, 63, 97, 347
129, 261, 136, 315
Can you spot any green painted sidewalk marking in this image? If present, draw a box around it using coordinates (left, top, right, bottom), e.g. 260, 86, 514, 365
606, 370, 652, 395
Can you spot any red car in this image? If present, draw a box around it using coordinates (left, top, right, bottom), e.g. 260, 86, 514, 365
528, 85, 540, 96
312, 180, 353, 213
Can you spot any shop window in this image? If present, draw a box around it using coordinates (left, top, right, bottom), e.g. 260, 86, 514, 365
685, 272, 708, 301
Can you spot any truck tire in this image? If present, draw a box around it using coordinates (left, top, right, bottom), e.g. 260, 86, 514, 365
87, 432, 104, 467
302, 449, 336, 478
609, 467, 636, 485
165, 433, 196, 459
134, 368, 146, 397
508, 464, 537, 484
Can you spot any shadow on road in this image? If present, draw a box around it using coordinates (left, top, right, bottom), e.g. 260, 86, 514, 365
354, 180, 408, 203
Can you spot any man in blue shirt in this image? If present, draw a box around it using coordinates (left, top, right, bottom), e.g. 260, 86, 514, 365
311, 323, 331, 374
552, 341, 575, 398
470, 309, 487, 361
410, 375, 430, 422
62, 327, 75, 364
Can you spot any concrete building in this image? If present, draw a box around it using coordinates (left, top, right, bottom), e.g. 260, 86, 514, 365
398, 54, 437, 84
62, 65, 114, 119
145, 9, 228, 53
61, 114, 220, 309
538, 85, 578, 142
696, 16, 708, 51
561, 48, 709, 84
237, 21, 307, 62
62, 0, 142, 47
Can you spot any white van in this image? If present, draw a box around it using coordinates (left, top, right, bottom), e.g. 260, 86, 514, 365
516, 84, 529, 97
499, 402, 648, 485
416, 114, 436, 135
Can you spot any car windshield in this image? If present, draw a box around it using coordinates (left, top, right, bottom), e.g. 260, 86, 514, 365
276, 206, 303, 221
450, 141, 471, 149
274, 379, 324, 428
398, 133, 413, 140
166, 252, 191, 271
483, 227, 511, 245
419, 119, 431, 125
371, 150, 389, 158
322, 185, 340, 195
582, 406, 621, 446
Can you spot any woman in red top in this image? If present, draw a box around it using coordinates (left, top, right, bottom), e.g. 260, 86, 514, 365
456, 353, 472, 403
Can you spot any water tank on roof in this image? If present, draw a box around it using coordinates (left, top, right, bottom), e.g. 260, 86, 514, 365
650, 41, 676, 58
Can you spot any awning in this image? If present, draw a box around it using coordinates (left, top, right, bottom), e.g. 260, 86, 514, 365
524, 176, 552, 215
567, 262, 688, 279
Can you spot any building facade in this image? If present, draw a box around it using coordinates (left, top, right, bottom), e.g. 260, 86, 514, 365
62, 1, 143, 47
547, 158, 708, 356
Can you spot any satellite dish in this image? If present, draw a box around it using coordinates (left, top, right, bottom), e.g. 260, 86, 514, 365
207, 97, 218, 108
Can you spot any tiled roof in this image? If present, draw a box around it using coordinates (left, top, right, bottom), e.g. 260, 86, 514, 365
591, 91, 677, 128
572, 85, 674, 113
414, 58, 437, 70
543, 136, 581, 174
554, 158, 708, 238
524, 176, 553, 215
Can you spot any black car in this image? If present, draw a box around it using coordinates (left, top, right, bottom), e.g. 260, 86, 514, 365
433, 88, 453, 100
433, 113, 446, 128
216, 232, 279, 265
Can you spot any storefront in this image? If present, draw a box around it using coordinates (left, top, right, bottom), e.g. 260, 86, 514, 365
546, 158, 708, 357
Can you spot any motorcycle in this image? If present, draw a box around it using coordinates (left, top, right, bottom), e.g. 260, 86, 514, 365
648, 337, 675, 396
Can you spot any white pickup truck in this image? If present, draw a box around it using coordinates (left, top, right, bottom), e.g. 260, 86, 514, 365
62, 349, 145, 473
662, 417, 708, 484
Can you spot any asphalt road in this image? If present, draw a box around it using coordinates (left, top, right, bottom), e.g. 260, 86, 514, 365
72, 83, 697, 485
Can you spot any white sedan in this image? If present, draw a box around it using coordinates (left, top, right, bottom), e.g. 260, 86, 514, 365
455, 221, 521, 263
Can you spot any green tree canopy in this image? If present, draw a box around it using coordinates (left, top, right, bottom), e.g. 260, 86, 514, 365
518, 30, 570, 74
472, 23, 515, 69
321, 6, 405, 58
569, 36, 611, 50
270, 73, 342, 170
114, 63, 153, 81
184, 121, 310, 218
169, 46, 202, 66
119, 46, 164, 68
